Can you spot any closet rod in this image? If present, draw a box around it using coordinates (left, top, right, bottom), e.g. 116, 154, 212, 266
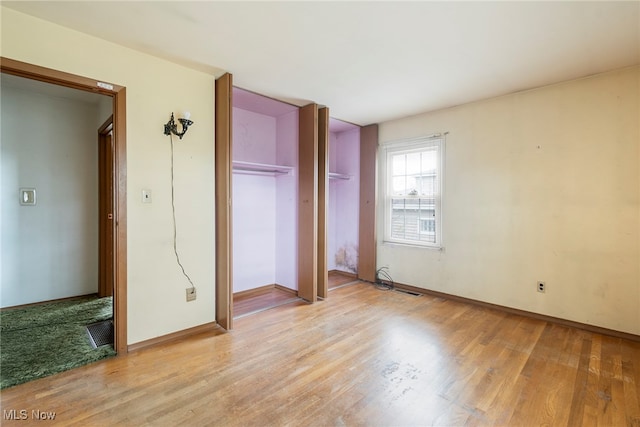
329, 172, 351, 180
232, 160, 294, 176
233, 169, 290, 177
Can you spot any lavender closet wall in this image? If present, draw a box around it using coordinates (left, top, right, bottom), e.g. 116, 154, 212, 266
232, 108, 277, 292
232, 89, 298, 293
328, 124, 360, 274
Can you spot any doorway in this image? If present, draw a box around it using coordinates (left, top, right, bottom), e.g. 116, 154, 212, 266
0, 57, 127, 353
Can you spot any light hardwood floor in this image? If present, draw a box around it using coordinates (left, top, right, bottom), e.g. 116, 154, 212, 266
1, 282, 639, 426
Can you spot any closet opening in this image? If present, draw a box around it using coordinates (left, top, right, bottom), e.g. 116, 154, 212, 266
231, 87, 302, 318
327, 118, 361, 291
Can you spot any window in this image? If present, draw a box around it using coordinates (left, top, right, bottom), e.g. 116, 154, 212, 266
383, 135, 444, 248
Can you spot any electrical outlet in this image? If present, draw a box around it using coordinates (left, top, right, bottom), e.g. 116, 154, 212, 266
186, 287, 197, 302
537, 282, 546, 293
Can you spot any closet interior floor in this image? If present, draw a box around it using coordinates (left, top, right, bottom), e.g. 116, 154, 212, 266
233, 272, 358, 319
328, 271, 359, 290
233, 287, 300, 319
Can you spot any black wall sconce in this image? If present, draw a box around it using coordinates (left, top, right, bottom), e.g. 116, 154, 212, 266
163, 112, 193, 139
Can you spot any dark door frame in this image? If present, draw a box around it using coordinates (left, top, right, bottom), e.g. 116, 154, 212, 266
98, 116, 115, 299
1, 57, 128, 354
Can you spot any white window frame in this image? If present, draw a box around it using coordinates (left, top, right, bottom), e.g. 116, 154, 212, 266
382, 135, 444, 249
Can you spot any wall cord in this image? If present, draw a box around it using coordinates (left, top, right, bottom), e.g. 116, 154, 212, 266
169, 133, 196, 291
375, 267, 394, 291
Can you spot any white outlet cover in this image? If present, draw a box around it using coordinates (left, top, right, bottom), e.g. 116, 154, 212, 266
19, 188, 36, 205
142, 189, 152, 203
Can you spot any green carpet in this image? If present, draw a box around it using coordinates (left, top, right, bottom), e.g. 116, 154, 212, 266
0, 295, 116, 389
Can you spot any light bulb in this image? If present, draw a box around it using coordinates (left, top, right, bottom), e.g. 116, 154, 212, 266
183, 111, 191, 120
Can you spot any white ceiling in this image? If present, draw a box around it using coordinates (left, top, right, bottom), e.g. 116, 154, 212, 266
4, 1, 639, 126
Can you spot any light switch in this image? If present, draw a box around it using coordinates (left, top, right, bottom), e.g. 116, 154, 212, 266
20, 188, 36, 206
142, 189, 152, 203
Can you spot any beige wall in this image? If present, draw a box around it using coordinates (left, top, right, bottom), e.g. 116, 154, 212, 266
378, 67, 640, 335
1, 7, 216, 344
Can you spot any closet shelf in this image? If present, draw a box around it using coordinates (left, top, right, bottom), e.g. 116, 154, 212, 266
329, 172, 352, 181
232, 161, 294, 177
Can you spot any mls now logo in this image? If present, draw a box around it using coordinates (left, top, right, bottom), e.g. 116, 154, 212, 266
3, 409, 56, 420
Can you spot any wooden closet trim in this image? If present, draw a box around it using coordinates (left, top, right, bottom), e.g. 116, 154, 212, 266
214, 73, 233, 330
317, 107, 329, 299
1, 57, 128, 353
358, 124, 378, 283
298, 104, 319, 302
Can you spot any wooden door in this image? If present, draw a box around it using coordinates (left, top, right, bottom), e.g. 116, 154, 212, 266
215, 73, 233, 330
317, 108, 329, 298
298, 104, 318, 302
98, 118, 115, 298
358, 124, 378, 283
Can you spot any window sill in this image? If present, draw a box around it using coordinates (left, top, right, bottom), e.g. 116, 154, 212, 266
382, 240, 444, 251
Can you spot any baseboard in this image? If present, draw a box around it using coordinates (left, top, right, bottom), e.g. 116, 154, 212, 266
274, 284, 298, 295
329, 269, 358, 278
127, 322, 219, 352
234, 284, 298, 298
233, 284, 277, 298
392, 282, 640, 343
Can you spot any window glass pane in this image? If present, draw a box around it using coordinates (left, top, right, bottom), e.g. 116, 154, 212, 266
417, 203, 436, 243
391, 199, 407, 240
392, 176, 408, 195
421, 149, 437, 174
418, 174, 436, 196
391, 198, 437, 242
392, 154, 405, 176
406, 152, 421, 175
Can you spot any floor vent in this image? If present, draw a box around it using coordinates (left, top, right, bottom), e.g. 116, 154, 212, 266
394, 288, 422, 297
86, 320, 114, 348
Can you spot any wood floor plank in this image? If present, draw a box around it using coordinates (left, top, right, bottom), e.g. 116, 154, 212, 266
598, 336, 628, 427
622, 340, 640, 426
1, 281, 639, 426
